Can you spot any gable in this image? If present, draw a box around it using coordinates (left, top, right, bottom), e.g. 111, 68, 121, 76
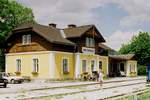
8, 22, 75, 46
64, 25, 105, 42
5, 31, 52, 53
81, 26, 105, 42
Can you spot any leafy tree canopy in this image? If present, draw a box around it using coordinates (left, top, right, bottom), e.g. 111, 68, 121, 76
119, 32, 150, 65
0, 0, 34, 71
0, 0, 34, 38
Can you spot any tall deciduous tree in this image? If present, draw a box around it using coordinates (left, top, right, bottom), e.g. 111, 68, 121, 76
119, 32, 150, 65
0, 0, 34, 71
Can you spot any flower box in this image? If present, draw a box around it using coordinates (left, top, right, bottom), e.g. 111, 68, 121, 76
63, 71, 69, 74
31, 71, 38, 74
15, 71, 21, 75
130, 72, 136, 77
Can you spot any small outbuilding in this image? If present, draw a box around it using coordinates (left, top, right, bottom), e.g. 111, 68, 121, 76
109, 54, 137, 77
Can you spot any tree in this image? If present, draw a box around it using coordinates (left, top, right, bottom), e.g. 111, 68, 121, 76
119, 32, 150, 65
0, 0, 34, 71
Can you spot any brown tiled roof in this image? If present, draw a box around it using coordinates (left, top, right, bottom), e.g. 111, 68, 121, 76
9, 22, 105, 46
11, 22, 75, 46
109, 54, 136, 60
63, 25, 105, 42
64, 25, 93, 38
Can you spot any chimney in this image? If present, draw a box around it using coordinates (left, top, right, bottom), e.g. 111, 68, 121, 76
49, 23, 57, 28
68, 24, 76, 28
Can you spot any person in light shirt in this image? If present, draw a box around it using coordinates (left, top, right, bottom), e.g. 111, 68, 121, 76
98, 69, 104, 89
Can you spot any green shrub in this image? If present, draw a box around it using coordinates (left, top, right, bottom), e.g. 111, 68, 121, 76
138, 64, 147, 75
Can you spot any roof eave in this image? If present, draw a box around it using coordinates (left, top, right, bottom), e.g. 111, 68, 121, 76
52, 41, 76, 46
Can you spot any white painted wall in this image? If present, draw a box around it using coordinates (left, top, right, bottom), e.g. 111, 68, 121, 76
75, 53, 80, 79
49, 52, 56, 79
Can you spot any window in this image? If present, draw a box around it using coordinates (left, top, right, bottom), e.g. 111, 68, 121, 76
16, 59, 21, 72
62, 58, 69, 73
131, 65, 135, 72
86, 37, 90, 47
120, 63, 124, 71
22, 34, 31, 45
91, 60, 95, 72
129, 64, 135, 72
86, 37, 95, 47
99, 61, 102, 69
33, 59, 39, 72
82, 60, 87, 72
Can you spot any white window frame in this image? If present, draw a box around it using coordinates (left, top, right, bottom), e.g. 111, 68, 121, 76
131, 64, 135, 72
16, 59, 21, 72
62, 57, 69, 73
91, 60, 96, 72
82, 59, 87, 73
86, 37, 95, 47
32, 58, 39, 72
90, 38, 95, 47
22, 35, 26, 45
22, 34, 31, 45
27, 34, 31, 44
86, 37, 90, 47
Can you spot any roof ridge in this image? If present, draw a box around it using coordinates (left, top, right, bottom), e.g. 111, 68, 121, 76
63, 24, 93, 29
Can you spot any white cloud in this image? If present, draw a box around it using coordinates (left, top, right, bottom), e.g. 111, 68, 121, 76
105, 29, 142, 51
17, 0, 110, 27
17, 0, 150, 28
16, 0, 149, 50
113, 0, 150, 27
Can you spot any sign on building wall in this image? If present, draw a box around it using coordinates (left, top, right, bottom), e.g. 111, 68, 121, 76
82, 47, 95, 54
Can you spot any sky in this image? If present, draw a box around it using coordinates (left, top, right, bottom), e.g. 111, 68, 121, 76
17, 0, 150, 51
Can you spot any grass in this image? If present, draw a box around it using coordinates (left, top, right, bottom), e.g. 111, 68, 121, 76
116, 91, 150, 100
137, 91, 150, 100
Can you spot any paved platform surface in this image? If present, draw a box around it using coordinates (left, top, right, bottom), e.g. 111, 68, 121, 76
0, 76, 145, 94
0, 76, 147, 100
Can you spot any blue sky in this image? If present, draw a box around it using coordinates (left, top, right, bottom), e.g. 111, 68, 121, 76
17, 0, 150, 50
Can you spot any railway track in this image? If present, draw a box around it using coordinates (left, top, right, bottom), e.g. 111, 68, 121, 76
19, 79, 146, 100
0, 78, 147, 100
29, 77, 145, 91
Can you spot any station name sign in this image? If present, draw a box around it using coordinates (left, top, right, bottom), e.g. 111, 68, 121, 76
82, 47, 95, 54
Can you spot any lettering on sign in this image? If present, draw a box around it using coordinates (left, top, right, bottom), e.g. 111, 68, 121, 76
82, 47, 95, 54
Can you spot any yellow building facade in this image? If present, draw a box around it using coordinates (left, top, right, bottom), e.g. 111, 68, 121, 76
5, 23, 137, 80
6, 51, 109, 79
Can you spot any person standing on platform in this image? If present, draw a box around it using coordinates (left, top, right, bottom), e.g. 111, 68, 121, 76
98, 69, 104, 89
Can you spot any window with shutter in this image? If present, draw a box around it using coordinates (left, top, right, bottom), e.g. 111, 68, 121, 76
22, 35, 26, 45
91, 60, 95, 72
27, 34, 31, 44
22, 34, 31, 45
33, 59, 39, 72
82, 60, 87, 72
62, 58, 69, 73
85, 37, 95, 47
16, 59, 21, 72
